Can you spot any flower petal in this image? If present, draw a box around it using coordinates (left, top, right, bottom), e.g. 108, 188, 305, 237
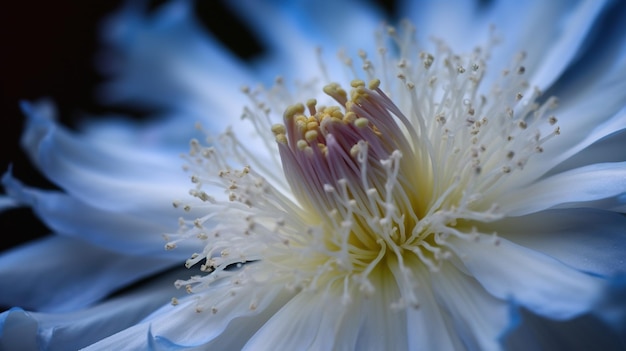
430, 264, 510, 351
0, 235, 175, 313
547, 129, 626, 178
2, 172, 194, 258
500, 162, 626, 216
487, 209, 626, 277
225, 0, 381, 83
85, 282, 291, 350
449, 234, 605, 320
0, 268, 185, 351
19, 101, 191, 214
405, 265, 465, 350
243, 293, 345, 350
98, 0, 251, 131
0, 195, 18, 211
520, 80, 626, 182
401, 0, 610, 90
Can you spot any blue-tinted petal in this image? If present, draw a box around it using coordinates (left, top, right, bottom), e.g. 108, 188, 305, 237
2, 172, 195, 258
226, 0, 383, 83
85, 284, 290, 350
490, 209, 626, 277
19, 101, 191, 215
0, 195, 18, 211
0, 269, 185, 351
546, 0, 626, 99
449, 234, 604, 320
400, 0, 611, 91
500, 162, 626, 216
522, 94, 626, 182
0, 235, 176, 313
98, 0, 251, 132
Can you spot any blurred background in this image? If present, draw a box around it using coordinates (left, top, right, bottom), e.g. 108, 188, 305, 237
0, 0, 395, 252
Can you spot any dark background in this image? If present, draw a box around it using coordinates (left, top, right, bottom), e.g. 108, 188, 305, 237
0, 1, 125, 251
0, 0, 395, 252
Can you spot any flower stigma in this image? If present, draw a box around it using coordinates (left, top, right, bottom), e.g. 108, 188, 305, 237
167, 23, 562, 312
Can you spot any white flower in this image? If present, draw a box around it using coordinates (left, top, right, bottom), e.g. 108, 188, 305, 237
1, 0, 626, 350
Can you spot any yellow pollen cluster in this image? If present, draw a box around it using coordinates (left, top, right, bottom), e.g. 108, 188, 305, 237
271, 80, 387, 158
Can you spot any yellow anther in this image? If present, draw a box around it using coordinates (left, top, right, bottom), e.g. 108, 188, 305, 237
344, 111, 357, 123
307, 121, 319, 131
305, 130, 318, 142
355, 117, 369, 128
331, 109, 344, 119
284, 103, 305, 119
350, 144, 360, 157
323, 83, 348, 102
271, 124, 286, 135
306, 99, 317, 115
296, 119, 307, 131
297, 139, 309, 150
368, 79, 381, 90
275, 133, 288, 144
351, 79, 365, 88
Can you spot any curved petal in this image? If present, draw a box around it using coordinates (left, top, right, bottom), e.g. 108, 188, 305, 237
98, 0, 251, 132
0, 195, 18, 211
243, 293, 345, 350
518, 77, 626, 183
247, 268, 409, 350
226, 0, 383, 84
487, 209, 626, 277
20, 101, 191, 214
0, 235, 176, 313
545, 0, 626, 99
499, 162, 626, 216
449, 234, 605, 320
85, 283, 291, 350
430, 265, 510, 351
547, 129, 626, 178
400, 0, 611, 91
2, 172, 196, 258
0, 268, 185, 351
405, 265, 465, 350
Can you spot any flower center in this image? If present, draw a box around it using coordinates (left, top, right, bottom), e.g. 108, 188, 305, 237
170, 23, 562, 310
271, 79, 432, 287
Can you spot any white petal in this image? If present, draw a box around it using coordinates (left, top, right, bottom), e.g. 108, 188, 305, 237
431, 265, 510, 351
85, 282, 290, 350
405, 265, 466, 350
246, 269, 408, 350
500, 162, 626, 216
243, 292, 342, 350
449, 234, 605, 320
353, 268, 410, 350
